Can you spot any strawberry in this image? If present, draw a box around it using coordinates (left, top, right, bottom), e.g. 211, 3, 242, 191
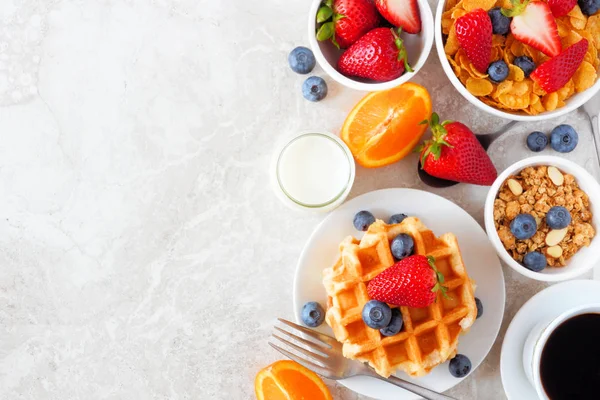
316, 0, 380, 49
418, 113, 498, 186
338, 27, 413, 81
547, 0, 577, 17
375, 0, 422, 34
455, 9, 492, 74
367, 255, 447, 308
502, 0, 561, 57
531, 38, 588, 93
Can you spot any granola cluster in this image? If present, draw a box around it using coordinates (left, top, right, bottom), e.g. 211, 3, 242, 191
494, 166, 595, 267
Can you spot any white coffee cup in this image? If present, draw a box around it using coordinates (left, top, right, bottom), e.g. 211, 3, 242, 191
522, 303, 600, 399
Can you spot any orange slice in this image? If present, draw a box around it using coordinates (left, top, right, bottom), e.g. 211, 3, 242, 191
341, 82, 432, 168
255, 360, 333, 400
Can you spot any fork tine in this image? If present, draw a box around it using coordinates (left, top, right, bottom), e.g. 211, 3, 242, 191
268, 342, 334, 379
271, 334, 329, 365
274, 327, 331, 353
277, 318, 337, 346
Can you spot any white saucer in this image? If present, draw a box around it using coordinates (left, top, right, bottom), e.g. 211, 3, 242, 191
501, 279, 600, 400
293, 188, 506, 400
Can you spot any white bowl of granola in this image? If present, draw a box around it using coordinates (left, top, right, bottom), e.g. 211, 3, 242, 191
484, 156, 600, 281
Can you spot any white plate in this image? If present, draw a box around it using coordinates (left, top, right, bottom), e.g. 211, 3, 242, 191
293, 188, 506, 400
500, 279, 600, 400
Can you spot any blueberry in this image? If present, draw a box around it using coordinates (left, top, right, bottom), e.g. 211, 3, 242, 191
301, 301, 325, 327
526, 131, 548, 152
388, 213, 408, 224
487, 60, 509, 83
380, 308, 404, 336
514, 56, 536, 78
288, 46, 316, 74
475, 297, 483, 319
390, 233, 414, 260
578, 0, 600, 15
488, 7, 511, 35
449, 354, 472, 378
510, 214, 537, 240
550, 124, 578, 153
302, 76, 327, 102
523, 251, 547, 272
546, 206, 572, 229
362, 300, 392, 329
353, 210, 376, 231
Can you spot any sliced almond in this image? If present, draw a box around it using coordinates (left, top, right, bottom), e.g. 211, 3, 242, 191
534, 214, 543, 227
546, 245, 563, 258
548, 166, 564, 186
545, 228, 568, 246
507, 179, 523, 196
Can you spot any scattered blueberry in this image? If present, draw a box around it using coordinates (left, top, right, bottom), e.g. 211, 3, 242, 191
523, 251, 547, 272
449, 354, 472, 378
550, 124, 578, 153
301, 301, 325, 327
526, 131, 548, 152
302, 76, 328, 102
362, 300, 392, 329
390, 233, 415, 260
380, 308, 404, 336
353, 210, 376, 231
510, 214, 537, 240
546, 206, 572, 229
488, 7, 511, 35
475, 297, 483, 319
288, 46, 316, 74
487, 60, 509, 83
578, 0, 600, 15
514, 56, 536, 78
388, 213, 408, 224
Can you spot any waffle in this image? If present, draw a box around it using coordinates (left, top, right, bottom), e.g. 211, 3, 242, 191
322, 218, 476, 378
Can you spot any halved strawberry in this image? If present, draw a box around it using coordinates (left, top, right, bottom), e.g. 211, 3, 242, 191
531, 38, 588, 93
455, 9, 493, 74
547, 0, 577, 17
502, 0, 561, 57
375, 0, 422, 34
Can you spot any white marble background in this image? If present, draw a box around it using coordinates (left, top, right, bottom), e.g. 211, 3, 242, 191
0, 0, 598, 399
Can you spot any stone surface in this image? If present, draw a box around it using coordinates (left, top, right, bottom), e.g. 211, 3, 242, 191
0, 0, 597, 399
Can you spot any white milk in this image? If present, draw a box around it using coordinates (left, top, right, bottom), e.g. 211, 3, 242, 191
277, 133, 352, 206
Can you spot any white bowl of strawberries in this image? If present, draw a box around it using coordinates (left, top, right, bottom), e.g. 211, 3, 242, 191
435, 0, 600, 121
308, 0, 434, 91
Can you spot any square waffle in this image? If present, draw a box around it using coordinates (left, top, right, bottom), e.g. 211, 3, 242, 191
322, 218, 476, 378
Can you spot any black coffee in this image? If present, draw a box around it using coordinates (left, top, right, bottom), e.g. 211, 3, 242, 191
540, 313, 600, 400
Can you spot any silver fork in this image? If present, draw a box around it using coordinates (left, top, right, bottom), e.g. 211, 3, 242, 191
270, 318, 458, 400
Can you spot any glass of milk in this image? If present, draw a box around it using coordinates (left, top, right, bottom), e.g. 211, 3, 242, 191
272, 132, 355, 212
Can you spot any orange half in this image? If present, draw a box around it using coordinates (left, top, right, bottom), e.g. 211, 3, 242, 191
255, 360, 332, 400
341, 82, 432, 168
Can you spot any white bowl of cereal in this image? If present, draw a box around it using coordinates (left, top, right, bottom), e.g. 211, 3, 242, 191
308, 0, 435, 91
484, 156, 600, 281
435, 0, 600, 121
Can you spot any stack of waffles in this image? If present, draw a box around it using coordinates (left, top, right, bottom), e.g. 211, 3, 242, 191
322, 218, 477, 377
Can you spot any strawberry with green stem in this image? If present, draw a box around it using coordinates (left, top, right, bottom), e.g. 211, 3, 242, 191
338, 27, 413, 81
316, 0, 380, 49
367, 255, 448, 308
417, 113, 497, 186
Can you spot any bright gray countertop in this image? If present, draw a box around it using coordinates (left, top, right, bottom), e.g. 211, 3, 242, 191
1, 1, 598, 399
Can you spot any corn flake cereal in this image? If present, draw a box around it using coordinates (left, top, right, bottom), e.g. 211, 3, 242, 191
574, 61, 597, 92
466, 77, 494, 95
443, 0, 600, 115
